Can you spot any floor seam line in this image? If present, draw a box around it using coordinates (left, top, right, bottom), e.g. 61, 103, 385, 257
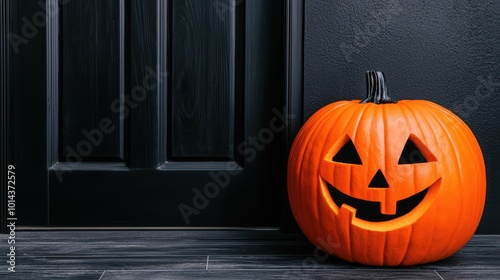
434, 269, 444, 280
98, 270, 107, 280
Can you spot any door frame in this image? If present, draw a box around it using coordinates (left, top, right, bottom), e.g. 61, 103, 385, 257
282, 0, 304, 231
0, 0, 305, 233
1, 0, 12, 234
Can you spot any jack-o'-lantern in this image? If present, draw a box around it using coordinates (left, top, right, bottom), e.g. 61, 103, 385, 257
287, 71, 486, 266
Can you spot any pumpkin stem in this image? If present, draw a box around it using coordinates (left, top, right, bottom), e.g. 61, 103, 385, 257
360, 71, 397, 104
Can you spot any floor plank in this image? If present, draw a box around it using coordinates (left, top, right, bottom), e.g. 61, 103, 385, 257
0, 270, 103, 280
99, 269, 443, 280
0, 231, 498, 279
208, 255, 354, 270
7, 232, 312, 257
435, 269, 500, 280
6, 255, 206, 271
422, 246, 500, 270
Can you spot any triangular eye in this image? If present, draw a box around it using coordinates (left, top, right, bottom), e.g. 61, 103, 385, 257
369, 170, 389, 188
398, 139, 428, 164
332, 139, 362, 164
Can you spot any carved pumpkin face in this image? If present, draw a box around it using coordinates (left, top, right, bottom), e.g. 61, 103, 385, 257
288, 71, 486, 266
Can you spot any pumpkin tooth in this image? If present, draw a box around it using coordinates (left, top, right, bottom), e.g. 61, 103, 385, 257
380, 200, 397, 215
339, 203, 356, 222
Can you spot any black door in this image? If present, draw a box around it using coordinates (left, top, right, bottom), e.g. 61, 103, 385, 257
2, 0, 298, 228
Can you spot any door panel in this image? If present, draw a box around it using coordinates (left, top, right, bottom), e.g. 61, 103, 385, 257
171, 0, 238, 159
129, 0, 160, 168
43, 0, 285, 226
60, 0, 123, 161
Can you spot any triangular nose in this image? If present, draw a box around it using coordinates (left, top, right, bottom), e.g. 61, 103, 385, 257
369, 170, 389, 188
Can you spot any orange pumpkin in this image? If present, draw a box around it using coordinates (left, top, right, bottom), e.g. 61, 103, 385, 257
288, 71, 486, 266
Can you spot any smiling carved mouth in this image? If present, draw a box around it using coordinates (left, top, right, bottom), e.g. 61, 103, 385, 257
326, 182, 429, 222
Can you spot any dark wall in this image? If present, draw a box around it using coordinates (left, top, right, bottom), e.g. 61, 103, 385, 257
304, 0, 500, 233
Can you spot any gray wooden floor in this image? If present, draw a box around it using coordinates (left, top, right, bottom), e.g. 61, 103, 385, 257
0, 230, 498, 279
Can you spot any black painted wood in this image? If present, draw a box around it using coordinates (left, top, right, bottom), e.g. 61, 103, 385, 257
47, 0, 59, 167
157, 0, 168, 165
171, 0, 238, 159
241, 0, 284, 227
47, 0, 285, 227
0, 0, 11, 234
60, 0, 123, 161
49, 167, 263, 226
0, 231, 498, 279
99, 270, 442, 280
128, 0, 159, 168
8, 0, 287, 228
283, 0, 304, 232
0, 270, 104, 280
7, 0, 48, 226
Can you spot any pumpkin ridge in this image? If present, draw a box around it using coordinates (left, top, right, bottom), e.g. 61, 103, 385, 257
433, 103, 487, 224
381, 102, 392, 214
348, 103, 372, 220
290, 102, 348, 181
426, 102, 484, 175
399, 224, 414, 265
350, 101, 372, 141
399, 102, 433, 199
395, 104, 441, 194
321, 104, 363, 258
289, 101, 352, 240
289, 110, 325, 229
401, 102, 443, 264
381, 228, 388, 265
292, 105, 338, 222
315, 103, 356, 223
419, 103, 468, 262
359, 103, 377, 200
324, 103, 368, 261
393, 101, 416, 197
426, 104, 486, 257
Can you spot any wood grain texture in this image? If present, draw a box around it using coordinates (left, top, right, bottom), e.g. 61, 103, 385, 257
48, 168, 285, 226
171, 0, 237, 159
99, 269, 443, 279
0, 231, 498, 279
61, 0, 123, 161
5, 256, 206, 271
47, 0, 59, 166
13, 0, 284, 229
241, 0, 284, 229
435, 270, 500, 280
7, 0, 49, 226
0, 270, 104, 280
0, 0, 10, 234
283, 0, 304, 233
128, 0, 159, 168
